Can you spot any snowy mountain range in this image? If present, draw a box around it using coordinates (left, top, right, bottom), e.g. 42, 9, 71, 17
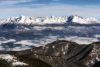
0, 15, 99, 25
0, 15, 100, 67
0, 15, 100, 51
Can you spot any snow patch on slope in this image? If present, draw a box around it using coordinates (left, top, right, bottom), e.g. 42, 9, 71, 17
0, 54, 28, 66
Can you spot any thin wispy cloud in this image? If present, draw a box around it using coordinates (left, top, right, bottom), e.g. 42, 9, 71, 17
0, 0, 100, 18
0, 0, 32, 6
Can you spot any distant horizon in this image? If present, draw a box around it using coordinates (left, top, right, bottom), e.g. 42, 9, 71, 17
0, 0, 100, 19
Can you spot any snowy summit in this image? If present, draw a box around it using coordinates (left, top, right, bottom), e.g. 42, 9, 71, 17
68, 15, 99, 24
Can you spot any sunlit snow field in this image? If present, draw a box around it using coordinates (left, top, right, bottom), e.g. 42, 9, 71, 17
0, 25, 100, 51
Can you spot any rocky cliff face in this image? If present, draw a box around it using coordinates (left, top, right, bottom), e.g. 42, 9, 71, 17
0, 40, 100, 67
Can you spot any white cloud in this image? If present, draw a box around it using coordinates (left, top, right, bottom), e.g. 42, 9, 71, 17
0, 4, 100, 18
0, 0, 32, 6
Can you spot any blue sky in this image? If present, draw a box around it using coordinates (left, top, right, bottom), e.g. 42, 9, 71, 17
0, 0, 100, 19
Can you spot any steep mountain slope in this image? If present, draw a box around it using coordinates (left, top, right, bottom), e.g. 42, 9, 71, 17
0, 40, 100, 67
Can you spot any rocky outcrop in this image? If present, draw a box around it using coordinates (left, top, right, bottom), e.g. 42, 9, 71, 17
0, 40, 100, 67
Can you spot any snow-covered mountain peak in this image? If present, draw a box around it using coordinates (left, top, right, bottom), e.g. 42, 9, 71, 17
68, 15, 99, 24
18, 15, 27, 23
